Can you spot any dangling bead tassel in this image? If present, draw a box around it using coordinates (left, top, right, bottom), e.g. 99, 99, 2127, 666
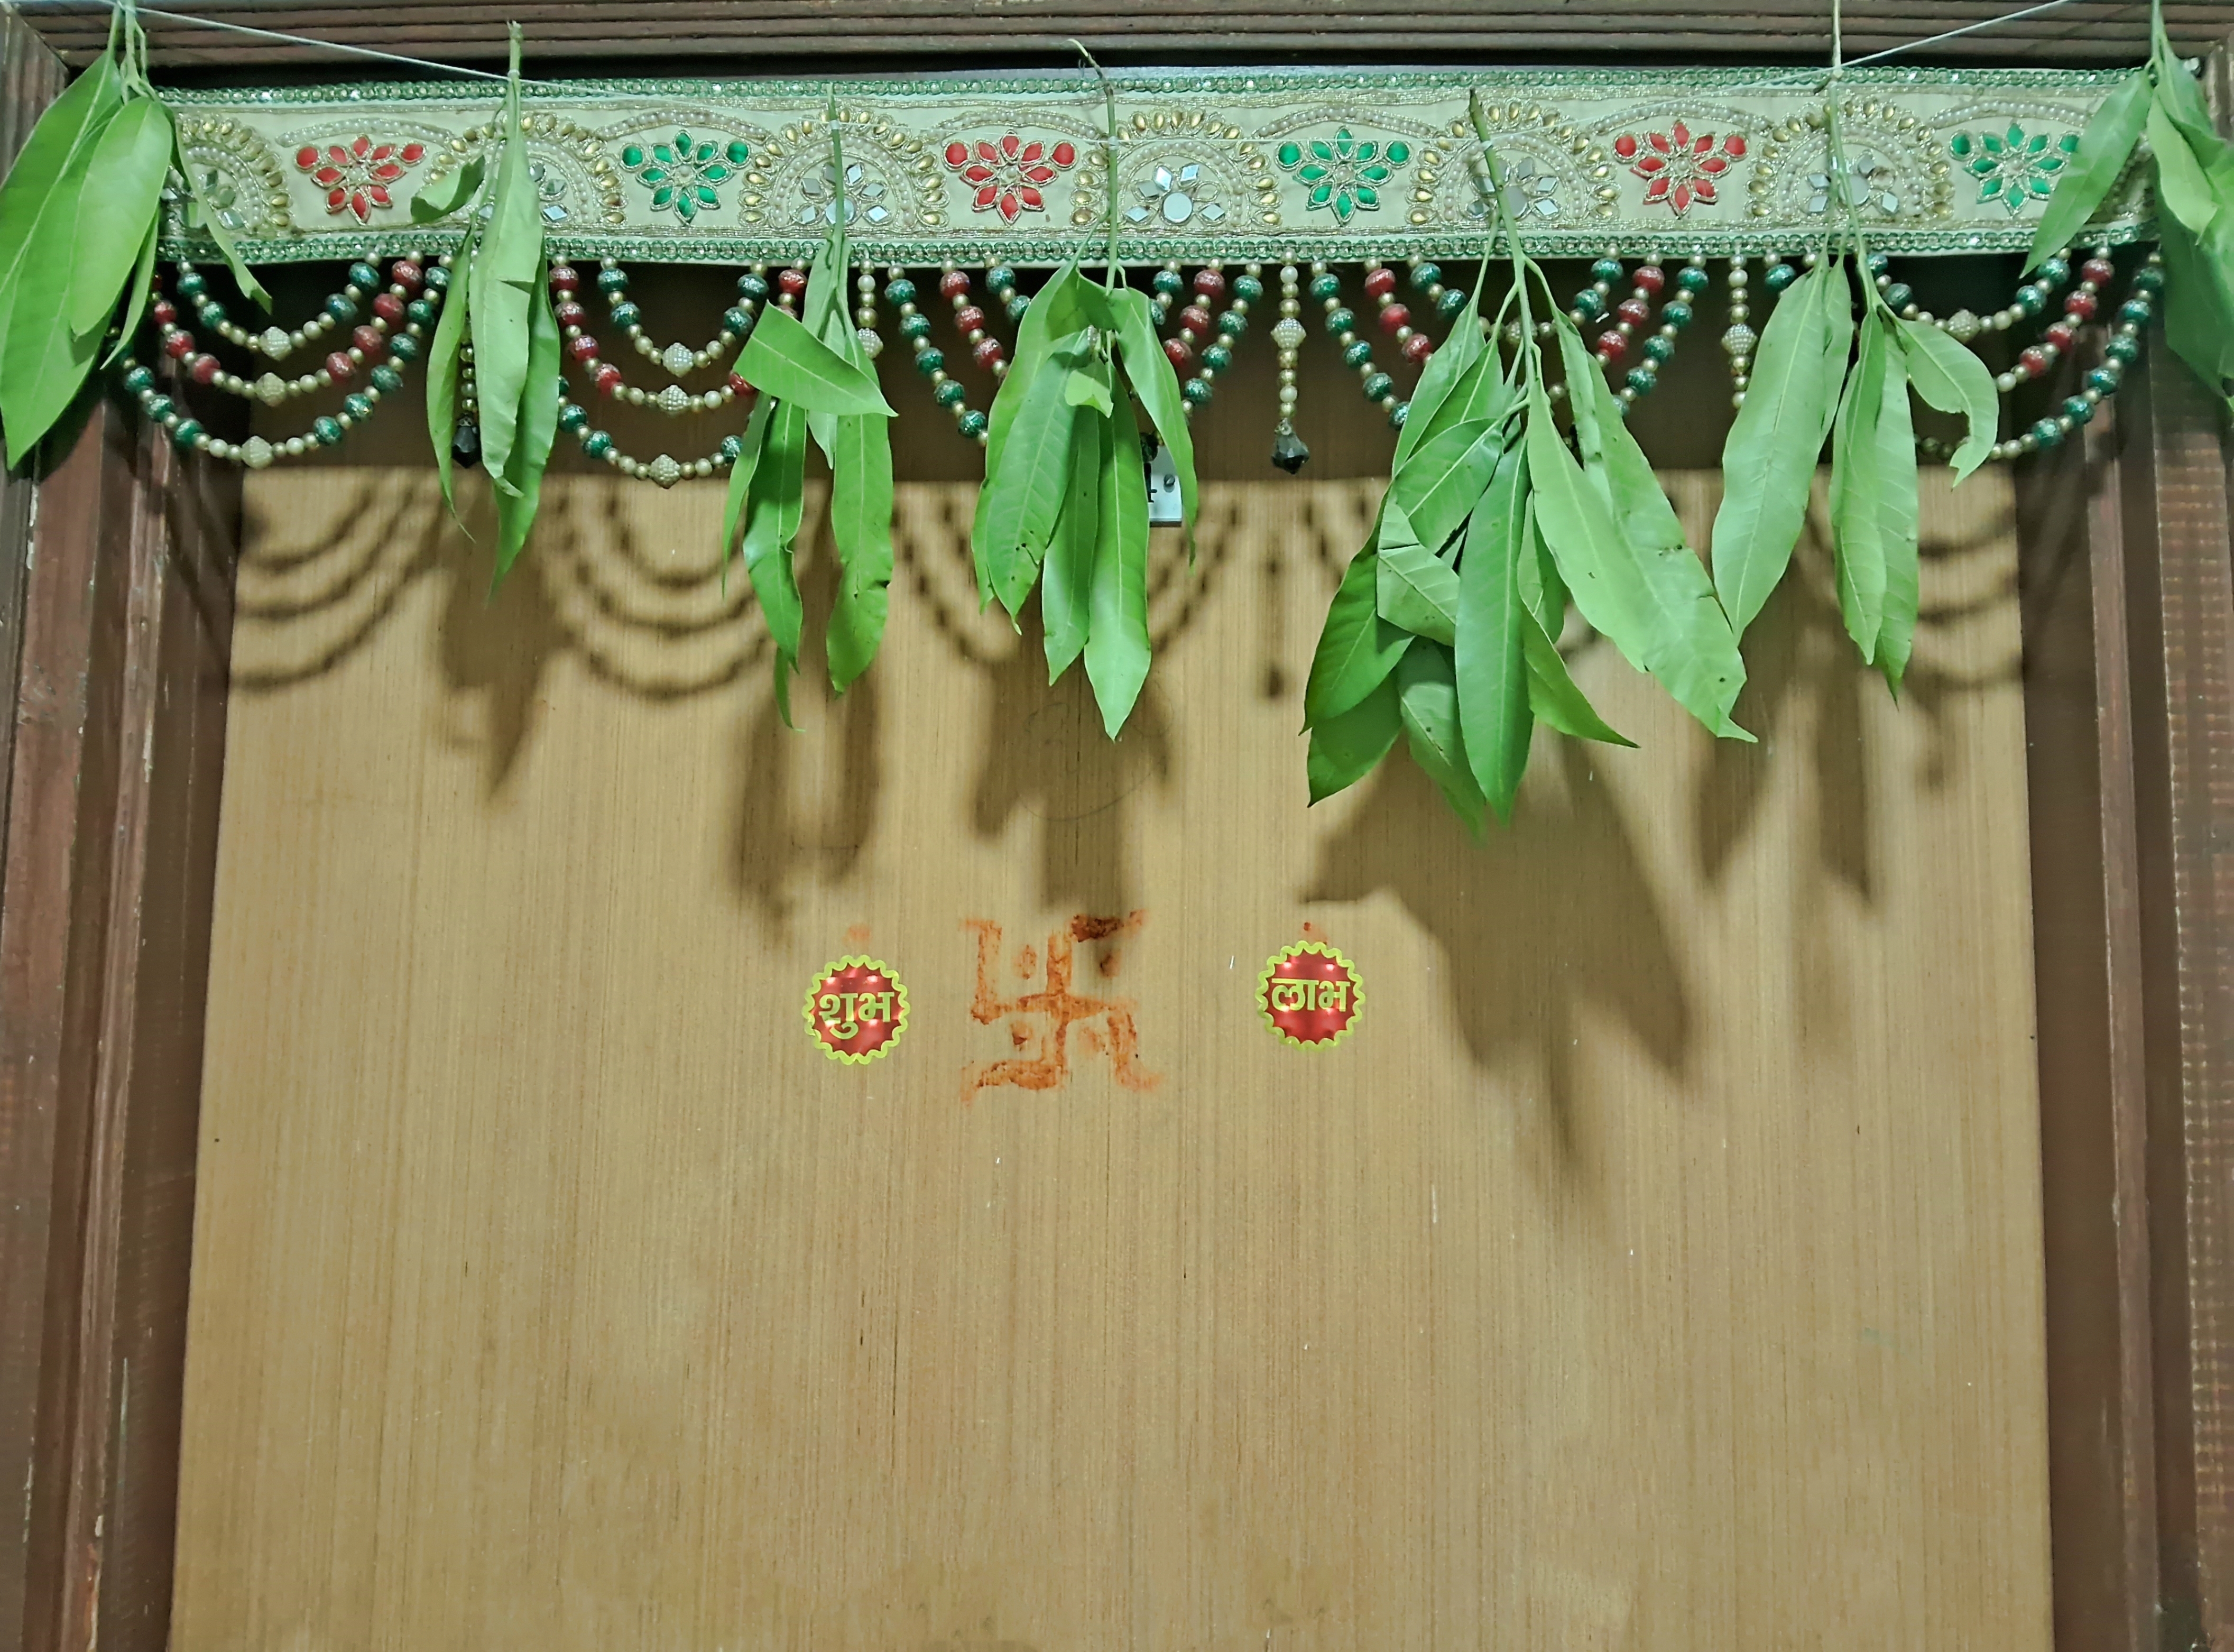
1270, 257, 1309, 474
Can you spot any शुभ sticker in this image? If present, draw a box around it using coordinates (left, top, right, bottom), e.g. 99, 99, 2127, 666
803, 955, 910, 1064
1257, 940, 1363, 1049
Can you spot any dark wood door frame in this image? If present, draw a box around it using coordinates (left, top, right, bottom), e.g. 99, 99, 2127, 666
3, 18, 2234, 1652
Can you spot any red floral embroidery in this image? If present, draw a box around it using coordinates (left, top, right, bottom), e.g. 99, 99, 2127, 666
941, 134, 1078, 224
294, 135, 427, 224
1614, 122, 1747, 215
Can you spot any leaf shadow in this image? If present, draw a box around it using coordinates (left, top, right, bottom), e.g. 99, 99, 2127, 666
1302, 739, 1691, 1205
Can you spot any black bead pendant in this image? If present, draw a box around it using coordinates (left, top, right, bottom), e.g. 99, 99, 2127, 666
451, 418, 482, 470
1271, 428, 1310, 475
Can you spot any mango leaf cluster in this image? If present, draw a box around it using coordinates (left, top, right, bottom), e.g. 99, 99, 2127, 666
1304, 261, 1749, 828
971, 262, 1197, 738
1710, 255, 1997, 696
0, 7, 265, 467
421, 26, 559, 582
2021, 0, 2234, 413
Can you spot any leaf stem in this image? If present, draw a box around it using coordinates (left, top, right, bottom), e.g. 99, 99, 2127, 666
1070, 39, 1123, 296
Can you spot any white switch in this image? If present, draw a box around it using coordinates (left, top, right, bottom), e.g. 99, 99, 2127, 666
1145, 441, 1184, 525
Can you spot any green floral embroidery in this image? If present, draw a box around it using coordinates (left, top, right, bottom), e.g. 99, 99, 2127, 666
1275, 129, 1411, 224
1951, 124, 2078, 215
620, 130, 750, 222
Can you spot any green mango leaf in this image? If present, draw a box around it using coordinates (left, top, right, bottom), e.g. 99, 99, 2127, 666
1710, 264, 1841, 636
1389, 414, 1506, 550
1830, 308, 1892, 662
1455, 445, 1534, 819
1520, 492, 1631, 747
828, 408, 896, 693
975, 345, 1083, 616
103, 213, 159, 369
1896, 316, 1998, 482
1111, 287, 1198, 547
2159, 210, 2234, 401
736, 301, 893, 417
1554, 312, 1618, 514
1397, 642, 1487, 828
743, 398, 810, 727
1065, 365, 1115, 414
1581, 359, 1752, 739
719, 391, 776, 576
1393, 291, 1485, 471
1040, 409, 1102, 682
1514, 485, 1570, 638
1306, 668, 1404, 804
70, 97, 172, 338
0, 53, 119, 313
802, 225, 857, 463
467, 38, 545, 488
2027, 69, 2149, 271
988, 264, 1090, 477
2150, 22, 2234, 190
2146, 98, 2219, 235
1304, 532, 1415, 730
1083, 408, 1152, 737
1526, 382, 1751, 741
427, 235, 474, 517
0, 141, 118, 462
1870, 326, 1922, 698
1375, 509, 1461, 645
1411, 349, 1516, 460
492, 274, 562, 586
409, 156, 486, 224
180, 161, 272, 310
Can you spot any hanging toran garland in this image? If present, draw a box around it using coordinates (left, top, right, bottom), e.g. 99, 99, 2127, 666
0, 2, 2218, 821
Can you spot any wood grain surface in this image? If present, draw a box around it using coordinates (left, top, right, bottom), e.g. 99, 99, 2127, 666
170, 362, 2053, 1647
19, 0, 2232, 71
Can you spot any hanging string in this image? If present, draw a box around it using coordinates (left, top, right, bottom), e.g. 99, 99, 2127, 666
10, 0, 2132, 108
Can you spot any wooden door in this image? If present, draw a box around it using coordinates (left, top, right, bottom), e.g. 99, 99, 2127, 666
171, 325, 2051, 1649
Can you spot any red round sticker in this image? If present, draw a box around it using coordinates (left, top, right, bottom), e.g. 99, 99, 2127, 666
1258, 941, 1363, 1049
803, 956, 909, 1064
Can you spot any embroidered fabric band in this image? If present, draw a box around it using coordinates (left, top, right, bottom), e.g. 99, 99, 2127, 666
161, 64, 2149, 265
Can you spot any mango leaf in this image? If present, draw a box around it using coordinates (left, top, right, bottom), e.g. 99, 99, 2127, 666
736, 302, 892, 417
1393, 292, 1484, 470
1896, 316, 1998, 482
1083, 408, 1152, 737
1065, 362, 1115, 415
743, 398, 810, 727
1524, 617, 1631, 747
828, 408, 896, 694
1514, 488, 1569, 638
0, 53, 119, 311
718, 391, 776, 576
1526, 382, 1751, 741
427, 235, 474, 516
1111, 287, 1197, 547
2150, 23, 2234, 191
409, 156, 485, 224
801, 223, 855, 463
1710, 263, 1840, 636
1304, 533, 1414, 729
179, 162, 271, 310
1397, 642, 1486, 828
2146, 99, 2219, 235
1389, 414, 1506, 550
70, 97, 172, 337
2159, 211, 2234, 403
1041, 409, 1102, 682
1376, 510, 1461, 645
2027, 69, 2149, 270
0, 117, 117, 462
1307, 668, 1405, 804
468, 41, 544, 489
492, 273, 561, 586
1408, 343, 1514, 457
1830, 308, 1892, 661
103, 213, 159, 368
1554, 313, 1617, 514
988, 264, 1090, 478
975, 345, 1083, 616
1455, 446, 1533, 818
1870, 328, 1921, 697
